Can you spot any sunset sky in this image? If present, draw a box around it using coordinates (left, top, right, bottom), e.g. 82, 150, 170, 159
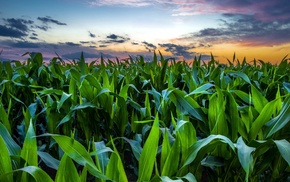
1, 0, 290, 63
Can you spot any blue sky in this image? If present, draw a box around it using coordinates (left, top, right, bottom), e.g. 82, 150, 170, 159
1, 0, 290, 63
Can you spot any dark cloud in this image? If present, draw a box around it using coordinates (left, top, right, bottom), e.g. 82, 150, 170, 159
37, 16, 67, 25
36, 25, 49, 31
142, 41, 157, 52
4, 18, 33, 32
29, 36, 38, 40
131, 42, 139, 45
194, 13, 290, 46
107, 34, 118, 39
0, 25, 27, 38
10, 41, 40, 48
32, 33, 38, 36
99, 45, 107, 48
80, 41, 90, 44
158, 43, 195, 59
89, 31, 96, 38
99, 34, 130, 44
0, 18, 34, 38
64, 42, 81, 47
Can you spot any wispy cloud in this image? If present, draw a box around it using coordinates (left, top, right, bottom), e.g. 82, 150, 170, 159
62, 42, 81, 47
158, 43, 195, 59
89, 0, 151, 7
88, 31, 96, 38
142, 41, 157, 52
180, 13, 290, 46
99, 34, 130, 44
37, 16, 67, 25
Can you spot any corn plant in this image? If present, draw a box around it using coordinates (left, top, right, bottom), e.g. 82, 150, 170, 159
0, 52, 289, 181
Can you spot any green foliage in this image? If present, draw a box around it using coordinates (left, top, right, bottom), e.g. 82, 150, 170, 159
0, 52, 289, 181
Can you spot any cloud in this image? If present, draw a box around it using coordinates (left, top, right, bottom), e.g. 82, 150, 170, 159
158, 43, 195, 59
99, 45, 107, 48
10, 41, 41, 48
89, 31, 96, 38
37, 16, 67, 25
89, 0, 150, 7
0, 25, 27, 38
29, 36, 38, 40
142, 41, 157, 52
4, 18, 34, 32
0, 18, 34, 38
183, 13, 290, 46
80, 41, 90, 44
88, 0, 290, 22
131, 42, 139, 45
64, 42, 81, 47
99, 34, 130, 44
36, 25, 49, 31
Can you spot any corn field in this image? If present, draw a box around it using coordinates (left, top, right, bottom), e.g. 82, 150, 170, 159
0, 52, 289, 181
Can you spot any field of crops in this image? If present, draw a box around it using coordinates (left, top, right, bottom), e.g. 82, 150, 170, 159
0, 52, 289, 182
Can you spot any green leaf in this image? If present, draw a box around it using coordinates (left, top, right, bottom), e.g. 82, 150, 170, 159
186, 83, 214, 96
251, 85, 268, 113
169, 89, 206, 122
138, 115, 160, 182
21, 119, 38, 166
175, 120, 196, 164
38, 151, 60, 170
264, 96, 290, 138
0, 122, 21, 156
236, 137, 255, 182
249, 98, 280, 140
161, 135, 180, 177
16, 166, 53, 182
183, 135, 235, 167
160, 129, 171, 172
43, 134, 108, 180
92, 141, 112, 174
55, 154, 80, 182
0, 102, 11, 133
273, 139, 290, 166
57, 92, 71, 111
122, 137, 142, 161
226, 70, 252, 84
0, 136, 13, 182
106, 138, 128, 182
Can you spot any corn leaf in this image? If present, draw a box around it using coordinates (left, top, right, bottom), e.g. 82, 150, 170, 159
46, 134, 108, 180
273, 139, 290, 166
169, 89, 206, 122
15, 166, 53, 182
0, 136, 13, 182
264, 96, 290, 138
21, 119, 38, 166
236, 137, 255, 182
183, 135, 235, 167
106, 138, 128, 182
38, 151, 60, 170
251, 85, 268, 113
55, 154, 80, 182
161, 135, 180, 177
186, 83, 214, 96
138, 115, 160, 182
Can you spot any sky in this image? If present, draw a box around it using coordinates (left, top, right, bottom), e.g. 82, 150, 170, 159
1, 0, 290, 63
